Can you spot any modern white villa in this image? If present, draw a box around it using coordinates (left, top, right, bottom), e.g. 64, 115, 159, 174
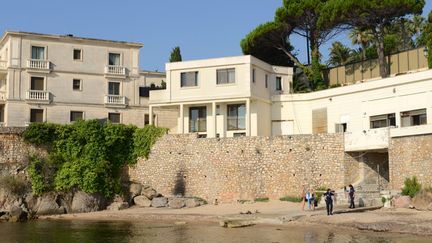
0, 31, 169, 127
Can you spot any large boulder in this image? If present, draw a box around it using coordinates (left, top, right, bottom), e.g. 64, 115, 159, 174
391, 195, 412, 209
168, 198, 186, 209
185, 198, 205, 208
35, 193, 65, 215
134, 196, 152, 207
129, 183, 142, 199
71, 191, 105, 213
107, 202, 129, 211
142, 187, 158, 200
151, 197, 168, 208
413, 190, 432, 211
8, 205, 28, 222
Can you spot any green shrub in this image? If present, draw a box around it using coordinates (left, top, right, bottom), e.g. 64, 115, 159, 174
254, 197, 269, 202
401, 176, 422, 198
279, 196, 303, 202
28, 156, 49, 195
133, 125, 168, 159
0, 175, 27, 195
22, 122, 58, 145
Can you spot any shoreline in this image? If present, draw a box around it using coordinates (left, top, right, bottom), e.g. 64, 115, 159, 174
37, 201, 432, 236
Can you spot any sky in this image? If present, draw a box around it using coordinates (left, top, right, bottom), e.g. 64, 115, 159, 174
1, 0, 431, 72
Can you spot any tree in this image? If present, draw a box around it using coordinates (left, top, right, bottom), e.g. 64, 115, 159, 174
169, 46, 182, 62
325, 0, 425, 78
327, 41, 353, 66
349, 28, 374, 60
419, 11, 432, 68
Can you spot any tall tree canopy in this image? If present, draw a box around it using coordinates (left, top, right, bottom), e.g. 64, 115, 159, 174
169, 46, 182, 62
323, 0, 425, 78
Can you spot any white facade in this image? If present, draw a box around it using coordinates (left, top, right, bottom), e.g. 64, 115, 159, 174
0, 31, 166, 127
149, 55, 293, 137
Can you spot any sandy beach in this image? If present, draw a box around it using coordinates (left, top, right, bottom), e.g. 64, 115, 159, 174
38, 201, 432, 236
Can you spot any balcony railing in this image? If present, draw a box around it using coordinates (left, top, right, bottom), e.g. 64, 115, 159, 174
104, 95, 126, 105
26, 90, 50, 101
344, 127, 389, 152
0, 60, 7, 69
105, 65, 126, 76
27, 59, 50, 70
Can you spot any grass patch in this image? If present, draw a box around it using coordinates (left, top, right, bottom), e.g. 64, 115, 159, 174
254, 197, 269, 202
279, 196, 303, 202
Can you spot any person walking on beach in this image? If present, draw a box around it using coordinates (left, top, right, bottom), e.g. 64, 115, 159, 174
323, 188, 335, 215
301, 188, 307, 211
348, 184, 355, 208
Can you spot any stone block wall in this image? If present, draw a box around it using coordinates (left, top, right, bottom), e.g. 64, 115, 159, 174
389, 134, 432, 190
129, 133, 347, 203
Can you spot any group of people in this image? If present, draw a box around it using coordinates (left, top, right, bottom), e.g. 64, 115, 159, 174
301, 184, 356, 216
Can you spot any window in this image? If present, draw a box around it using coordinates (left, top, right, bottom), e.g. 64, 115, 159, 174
216, 68, 235, 84
370, 113, 396, 129
0, 105, 4, 123
73, 79, 82, 91
189, 106, 206, 132
70, 111, 83, 122
252, 69, 256, 83
108, 82, 120, 95
30, 77, 44, 90
73, 49, 82, 60
30, 109, 44, 123
108, 53, 121, 66
181, 71, 198, 87
401, 109, 427, 127
144, 114, 149, 125
335, 123, 347, 133
276, 76, 282, 91
31, 46, 45, 60
265, 74, 268, 88
108, 113, 121, 123
227, 104, 246, 131
233, 132, 246, 137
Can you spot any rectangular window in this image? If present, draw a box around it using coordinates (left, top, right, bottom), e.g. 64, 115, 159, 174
265, 74, 268, 88
30, 109, 44, 123
108, 82, 120, 95
370, 113, 396, 129
73, 79, 82, 91
108, 113, 121, 123
181, 71, 198, 87
70, 111, 83, 122
335, 123, 347, 133
189, 106, 206, 132
30, 77, 44, 90
276, 76, 282, 91
216, 68, 235, 84
73, 49, 82, 60
227, 104, 246, 131
252, 69, 256, 83
108, 53, 121, 66
401, 109, 427, 127
0, 105, 4, 123
144, 114, 149, 125
31, 46, 45, 60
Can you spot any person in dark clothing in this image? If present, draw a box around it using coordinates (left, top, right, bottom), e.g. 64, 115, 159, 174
324, 188, 335, 215
348, 184, 355, 208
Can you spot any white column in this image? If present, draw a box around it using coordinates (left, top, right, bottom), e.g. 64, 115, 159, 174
149, 105, 153, 125
179, 104, 184, 134
246, 99, 251, 136
210, 102, 217, 138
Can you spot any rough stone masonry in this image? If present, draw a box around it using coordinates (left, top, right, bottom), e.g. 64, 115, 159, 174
129, 133, 349, 203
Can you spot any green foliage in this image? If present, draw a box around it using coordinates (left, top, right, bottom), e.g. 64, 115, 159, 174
382, 197, 387, 204
254, 197, 269, 202
22, 123, 58, 145
279, 196, 303, 202
401, 176, 422, 198
0, 175, 27, 195
169, 46, 182, 62
23, 120, 167, 197
328, 42, 353, 67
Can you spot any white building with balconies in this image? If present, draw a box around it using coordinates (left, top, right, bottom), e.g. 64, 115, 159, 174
0, 31, 168, 127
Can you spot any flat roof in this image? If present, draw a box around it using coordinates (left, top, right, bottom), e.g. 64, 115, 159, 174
1, 31, 143, 47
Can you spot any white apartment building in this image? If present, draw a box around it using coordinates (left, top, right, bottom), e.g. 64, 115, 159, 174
149, 55, 293, 137
0, 31, 167, 127
149, 54, 432, 145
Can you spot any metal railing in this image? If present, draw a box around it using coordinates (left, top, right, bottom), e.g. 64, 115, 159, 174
105, 65, 126, 75
104, 95, 126, 105
26, 90, 50, 101
27, 59, 50, 70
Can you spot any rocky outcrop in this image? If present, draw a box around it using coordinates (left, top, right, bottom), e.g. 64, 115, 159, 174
134, 196, 152, 207
35, 193, 66, 215
391, 195, 412, 209
71, 191, 106, 213
413, 190, 432, 211
151, 197, 168, 208
168, 197, 185, 209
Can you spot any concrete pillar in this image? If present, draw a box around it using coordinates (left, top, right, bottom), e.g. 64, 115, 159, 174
246, 99, 251, 136
179, 104, 184, 134
209, 102, 217, 138
149, 105, 153, 125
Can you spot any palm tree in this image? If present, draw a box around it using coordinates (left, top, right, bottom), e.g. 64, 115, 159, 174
409, 15, 426, 47
328, 42, 353, 67
349, 28, 374, 60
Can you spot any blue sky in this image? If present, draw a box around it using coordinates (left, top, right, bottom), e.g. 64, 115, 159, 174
1, 0, 431, 71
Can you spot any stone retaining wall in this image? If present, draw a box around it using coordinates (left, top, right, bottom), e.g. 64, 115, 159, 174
129, 133, 348, 203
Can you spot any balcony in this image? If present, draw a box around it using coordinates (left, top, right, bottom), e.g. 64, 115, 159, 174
105, 65, 127, 78
344, 127, 389, 152
104, 95, 126, 108
25, 90, 51, 104
27, 59, 51, 73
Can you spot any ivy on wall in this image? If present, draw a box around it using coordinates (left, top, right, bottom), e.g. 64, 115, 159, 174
23, 120, 167, 197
